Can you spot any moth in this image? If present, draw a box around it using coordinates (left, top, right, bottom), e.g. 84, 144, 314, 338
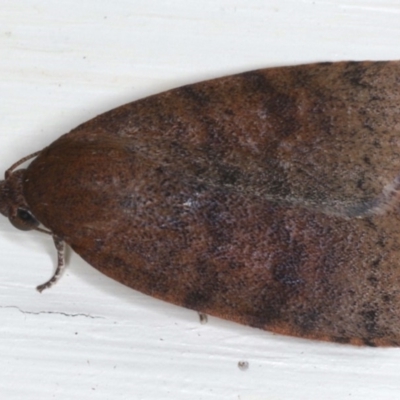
1, 61, 400, 346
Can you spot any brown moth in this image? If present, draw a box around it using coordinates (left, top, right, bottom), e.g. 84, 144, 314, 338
1, 61, 400, 346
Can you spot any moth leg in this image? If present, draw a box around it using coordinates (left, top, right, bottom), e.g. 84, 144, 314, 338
198, 312, 208, 324
36, 235, 66, 293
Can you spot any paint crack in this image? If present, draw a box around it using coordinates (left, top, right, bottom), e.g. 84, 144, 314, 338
0, 305, 104, 319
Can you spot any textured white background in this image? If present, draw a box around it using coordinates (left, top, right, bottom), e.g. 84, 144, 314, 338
1, 1, 400, 399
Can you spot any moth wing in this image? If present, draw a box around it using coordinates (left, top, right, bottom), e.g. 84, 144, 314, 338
23, 61, 400, 345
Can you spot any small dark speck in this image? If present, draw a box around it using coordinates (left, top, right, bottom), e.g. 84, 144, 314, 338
238, 361, 249, 371
363, 156, 371, 165
199, 312, 208, 324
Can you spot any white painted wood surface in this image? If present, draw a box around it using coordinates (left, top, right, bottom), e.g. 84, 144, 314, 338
1, 1, 400, 399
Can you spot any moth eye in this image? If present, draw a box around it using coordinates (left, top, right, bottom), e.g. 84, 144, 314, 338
9, 208, 40, 231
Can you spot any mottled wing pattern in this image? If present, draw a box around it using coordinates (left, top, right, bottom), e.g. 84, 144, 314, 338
24, 61, 400, 345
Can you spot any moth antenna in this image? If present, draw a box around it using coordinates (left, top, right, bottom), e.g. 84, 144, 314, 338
35, 227, 52, 235
5, 150, 41, 179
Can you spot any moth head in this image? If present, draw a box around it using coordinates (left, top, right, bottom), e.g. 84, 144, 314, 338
0, 169, 40, 231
